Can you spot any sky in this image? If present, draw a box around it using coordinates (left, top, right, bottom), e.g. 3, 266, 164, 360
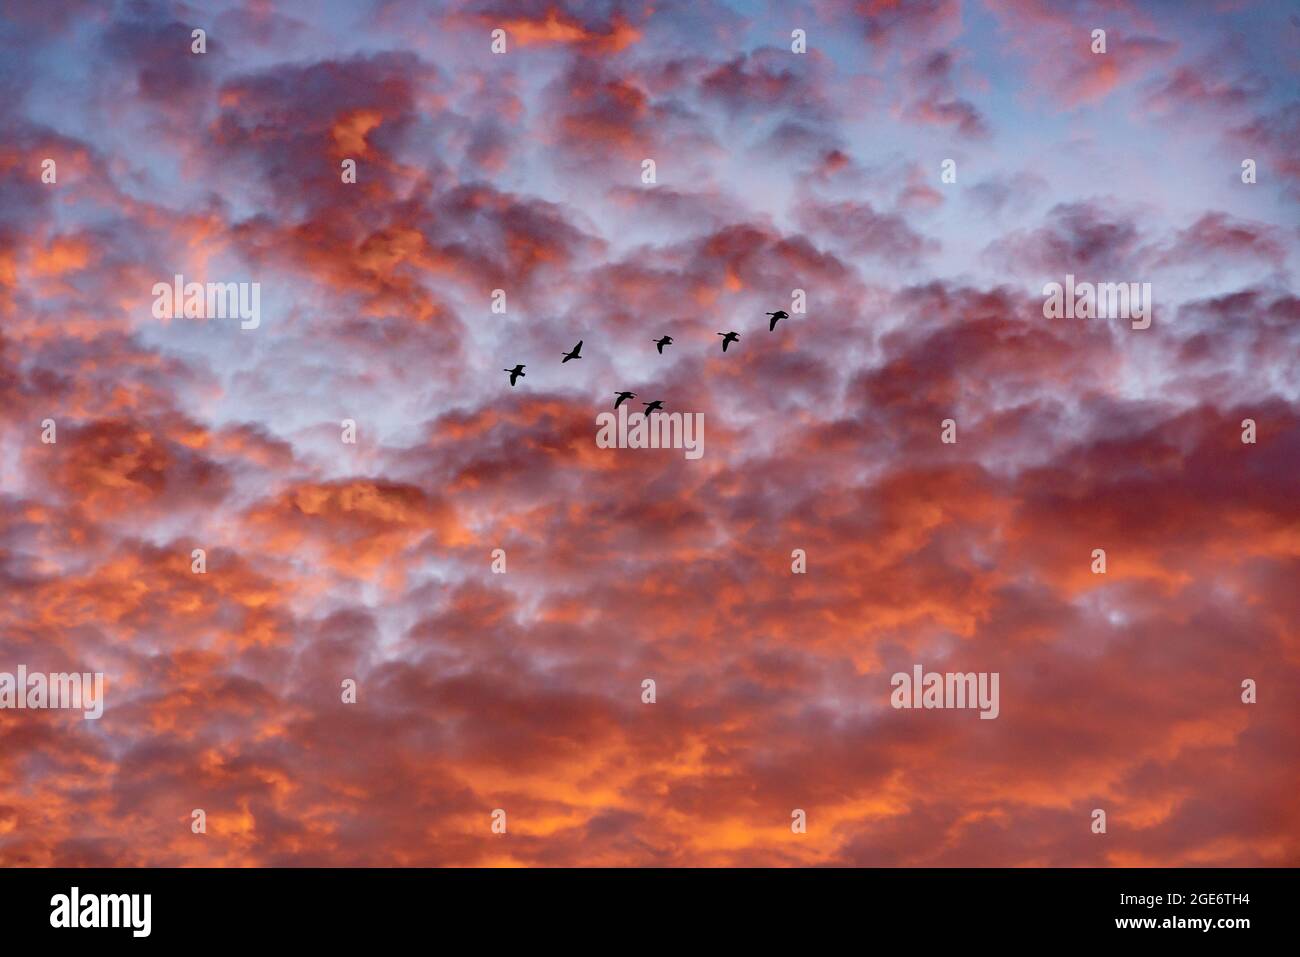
0, 0, 1297, 866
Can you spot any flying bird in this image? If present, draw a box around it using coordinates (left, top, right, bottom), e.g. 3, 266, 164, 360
766, 310, 789, 331
503, 364, 526, 386
562, 340, 583, 362
614, 391, 637, 408
642, 400, 665, 415
654, 336, 673, 354
718, 331, 740, 352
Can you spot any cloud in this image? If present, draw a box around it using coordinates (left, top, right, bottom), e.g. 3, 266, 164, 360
1, 0, 1296, 869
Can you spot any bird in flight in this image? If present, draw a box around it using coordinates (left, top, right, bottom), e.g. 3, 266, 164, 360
562, 340, 583, 362
642, 400, 665, 415
718, 331, 740, 352
766, 310, 789, 331
614, 391, 637, 408
654, 335, 673, 354
504, 364, 526, 386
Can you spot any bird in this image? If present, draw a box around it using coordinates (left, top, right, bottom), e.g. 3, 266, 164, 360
766, 310, 789, 331
718, 331, 740, 352
504, 364, 526, 386
562, 340, 583, 362
654, 336, 673, 354
642, 400, 665, 415
614, 391, 637, 408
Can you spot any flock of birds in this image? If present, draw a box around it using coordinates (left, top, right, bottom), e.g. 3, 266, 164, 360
503, 310, 791, 412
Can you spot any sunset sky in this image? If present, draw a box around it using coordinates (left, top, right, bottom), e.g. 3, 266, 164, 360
1, 0, 1297, 866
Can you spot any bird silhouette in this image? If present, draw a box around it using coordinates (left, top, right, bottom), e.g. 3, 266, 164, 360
562, 340, 583, 362
766, 310, 789, 331
614, 391, 637, 408
654, 335, 673, 354
642, 400, 665, 415
718, 331, 740, 352
504, 364, 526, 386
